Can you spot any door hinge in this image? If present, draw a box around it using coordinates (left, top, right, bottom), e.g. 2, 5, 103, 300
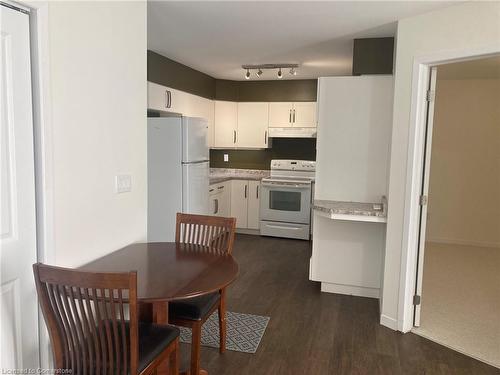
413, 295, 421, 306
419, 195, 428, 206
426, 90, 435, 102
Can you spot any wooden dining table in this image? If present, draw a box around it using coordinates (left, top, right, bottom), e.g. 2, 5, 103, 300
80, 242, 239, 375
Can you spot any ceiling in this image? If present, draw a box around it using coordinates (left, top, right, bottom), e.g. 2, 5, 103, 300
148, 1, 455, 81
438, 55, 500, 80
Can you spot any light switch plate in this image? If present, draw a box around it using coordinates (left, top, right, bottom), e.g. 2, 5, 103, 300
223, 153, 229, 162
115, 174, 132, 193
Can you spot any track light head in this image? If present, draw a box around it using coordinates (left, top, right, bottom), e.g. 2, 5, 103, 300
277, 68, 283, 79
257, 69, 263, 77
245, 69, 251, 80
290, 68, 297, 76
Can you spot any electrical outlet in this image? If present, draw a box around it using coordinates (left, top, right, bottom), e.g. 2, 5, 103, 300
223, 153, 229, 162
115, 174, 132, 193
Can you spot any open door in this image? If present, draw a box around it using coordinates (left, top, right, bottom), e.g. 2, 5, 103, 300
413, 66, 438, 327
1, 4, 39, 369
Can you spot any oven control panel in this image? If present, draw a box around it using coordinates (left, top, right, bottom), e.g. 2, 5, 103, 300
270, 159, 316, 171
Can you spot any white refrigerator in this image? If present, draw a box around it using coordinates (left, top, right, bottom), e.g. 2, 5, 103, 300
147, 116, 209, 242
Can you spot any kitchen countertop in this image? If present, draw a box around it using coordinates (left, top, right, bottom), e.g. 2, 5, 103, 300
313, 197, 387, 223
209, 168, 270, 185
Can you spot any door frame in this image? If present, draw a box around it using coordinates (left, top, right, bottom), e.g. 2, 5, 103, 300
8, 0, 56, 368
398, 44, 500, 333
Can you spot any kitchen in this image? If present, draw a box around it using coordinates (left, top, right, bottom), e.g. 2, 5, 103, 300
6, 1, 499, 374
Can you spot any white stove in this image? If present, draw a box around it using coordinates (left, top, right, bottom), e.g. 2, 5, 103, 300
260, 160, 316, 240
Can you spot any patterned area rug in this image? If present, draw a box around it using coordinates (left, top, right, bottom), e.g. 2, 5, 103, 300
178, 311, 270, 354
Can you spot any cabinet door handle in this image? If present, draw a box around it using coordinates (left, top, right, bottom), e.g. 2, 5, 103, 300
289, 109, 292, 123
244, 184, 247, 199
256, 185, 259, 199
293, 109, 296, 123
264, 130, 267, 145
165, 90, 171, 109
214, 199, 219, 214
233, 130, 237, 144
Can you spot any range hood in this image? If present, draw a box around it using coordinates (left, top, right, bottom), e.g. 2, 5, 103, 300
268, 127, 317, 138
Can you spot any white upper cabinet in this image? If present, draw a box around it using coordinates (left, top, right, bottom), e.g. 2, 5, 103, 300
214, 100, 238, 148
147, 81, 215, 146
269, 102, 317, 128
293, 102, 317, 128
269, 102, 294, 128
237, 102, 270, 148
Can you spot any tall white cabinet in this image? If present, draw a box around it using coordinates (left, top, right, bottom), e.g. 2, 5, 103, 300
310, 76, 394, 300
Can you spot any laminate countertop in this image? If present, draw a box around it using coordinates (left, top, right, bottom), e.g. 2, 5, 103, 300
313, 197, 387, 223
209, 168, 270, 185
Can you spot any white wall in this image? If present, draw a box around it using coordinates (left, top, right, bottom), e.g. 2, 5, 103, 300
47, 1, 147, 267
426, 78, 500, 247
382, 2, 500, 330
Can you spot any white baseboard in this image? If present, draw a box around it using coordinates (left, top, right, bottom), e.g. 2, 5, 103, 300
320, 282, 379, 299
380, 314, 398, 331
427, 237, 500, 249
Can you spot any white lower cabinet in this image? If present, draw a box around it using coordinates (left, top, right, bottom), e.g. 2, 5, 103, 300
209, 182, 230, 217
247, 181, 260, 229
230, 180, 248, 228
230, 180, 261, 230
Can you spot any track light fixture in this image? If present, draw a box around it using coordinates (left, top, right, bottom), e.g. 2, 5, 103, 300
241, 63, 299, 80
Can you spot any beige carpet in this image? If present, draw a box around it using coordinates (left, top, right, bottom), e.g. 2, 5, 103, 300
412, 242, 500, 368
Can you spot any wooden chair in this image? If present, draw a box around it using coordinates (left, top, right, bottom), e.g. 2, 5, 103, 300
170, 213, 236, 375
33, 263, 180, 375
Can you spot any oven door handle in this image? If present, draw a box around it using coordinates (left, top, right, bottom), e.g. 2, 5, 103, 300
261, 181, 311, 189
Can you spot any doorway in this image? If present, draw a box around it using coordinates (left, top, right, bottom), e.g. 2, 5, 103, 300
412, 56, 500, 367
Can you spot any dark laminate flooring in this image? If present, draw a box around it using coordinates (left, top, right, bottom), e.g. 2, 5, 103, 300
178, 234, 500, 375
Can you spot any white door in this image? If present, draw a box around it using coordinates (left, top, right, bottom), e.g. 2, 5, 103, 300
214, 101, 237, 147
247, 181, 261, 230
237, 102, 269, 148
230, 180, 248, 228
293, 102, 317, 128
1, 5, 39, 370
414, 67, 438, 327
269, 102, 293, 128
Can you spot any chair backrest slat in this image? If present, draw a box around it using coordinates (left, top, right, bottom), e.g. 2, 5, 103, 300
175, 213, 236, 254
33, 264, 138, 375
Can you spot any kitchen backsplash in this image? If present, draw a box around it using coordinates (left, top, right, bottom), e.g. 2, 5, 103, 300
210, 138, 316, 170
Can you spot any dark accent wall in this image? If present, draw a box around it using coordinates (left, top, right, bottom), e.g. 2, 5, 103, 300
215, 79, 317, 102
352, 37, 394, 75
210, 138, 316, 170
147, 50, 216, 99
148, 51, 317, 102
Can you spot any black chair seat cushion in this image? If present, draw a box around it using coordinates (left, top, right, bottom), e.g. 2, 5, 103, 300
169, 292, 220, 321
137, 322, 179, 372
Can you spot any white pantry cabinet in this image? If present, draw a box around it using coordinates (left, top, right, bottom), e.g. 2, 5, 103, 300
230, 180, 261, 230
269, 102, 317, 128
214, 101, 238, 148
237, 102, 270, 148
